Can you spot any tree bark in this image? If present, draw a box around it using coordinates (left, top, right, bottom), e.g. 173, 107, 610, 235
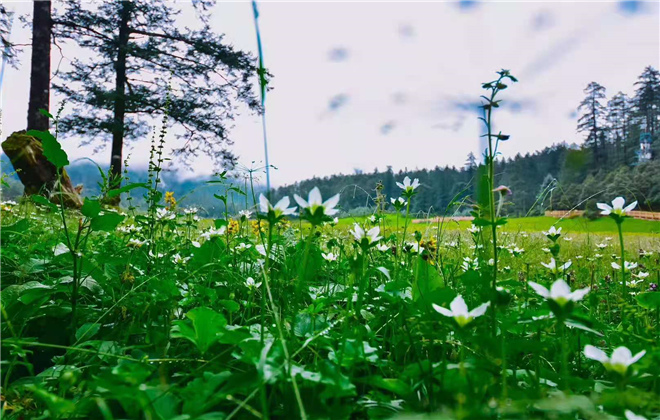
2, 131, 82, 208
109, 1, 132, 193
27, 0, 51, 132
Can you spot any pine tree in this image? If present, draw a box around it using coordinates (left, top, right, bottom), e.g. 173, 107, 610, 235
606, 92, 631, 166
51, 0, 260, 187
0, 4, 17, 69
577, 82, 607, 168
633, 66, 660, 137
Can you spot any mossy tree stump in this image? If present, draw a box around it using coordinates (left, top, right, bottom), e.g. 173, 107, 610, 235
2, 131, 83, 208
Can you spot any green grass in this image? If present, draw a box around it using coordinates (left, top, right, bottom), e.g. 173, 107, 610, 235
338, 214, 660, 235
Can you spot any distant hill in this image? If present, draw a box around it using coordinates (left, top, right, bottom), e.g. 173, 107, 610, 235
3, 144, 659, 218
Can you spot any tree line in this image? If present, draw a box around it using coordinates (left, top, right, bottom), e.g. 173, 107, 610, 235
271, 67, 660, 217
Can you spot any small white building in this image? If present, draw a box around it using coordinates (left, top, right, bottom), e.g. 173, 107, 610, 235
637, 133, 653, 163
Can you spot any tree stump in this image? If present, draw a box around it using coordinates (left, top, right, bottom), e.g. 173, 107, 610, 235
2, 131, 83, 208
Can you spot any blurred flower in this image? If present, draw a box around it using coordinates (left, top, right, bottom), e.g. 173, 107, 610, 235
294, 187, 340, 216
236, 243, 252, 253
611, 261, 637, 272
172, 253, 190, 265
584, 345, 645, 375
156, 207, 175, 220
624, 410, 647, 420
245, 277, 262, 290
396, 176, 420, 194
322, 252, 337, 262
351, 223, 382, 245
433, 295, 490, 328
259, 194, 297, 218
541, 258, 572, 274
201, 226, 226, 240
597, 196, 637, 217
238, 209, 253, 220
528, 279, 589, 306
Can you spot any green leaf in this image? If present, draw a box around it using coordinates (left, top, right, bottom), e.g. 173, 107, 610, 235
75, 323, 100, 341
171, 307, 227, 355
38, 108, 54, 119
31, 194, 57, 211
90, 212, 124, 232
81, 198, 101, 218
636, 292, 660, 309
106, 182, 149, 198
26, 129, 69, 168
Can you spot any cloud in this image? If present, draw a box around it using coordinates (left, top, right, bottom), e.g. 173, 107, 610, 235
618, 1, 647, 16
328, 47, 349, 62
531, 11, 555, 31
457, 1, 479, 12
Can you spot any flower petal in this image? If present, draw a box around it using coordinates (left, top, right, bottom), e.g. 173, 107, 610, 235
628, 350, 646, 365
584, 345, 608, 363
450, 295, 469, 317
293, 194, 308, 208
308, 187, 323, 206
274, 196, 291, 211
610, 347, 633, 366
468, 301, 490, 318
550, 279, 571, 299
623, 201, 638, 213
569, 287, 590, 302
612, 196, 625, 210
528, 281, 550, 298
259, 194, 270, 213
323, 193, 340, 210
432, 303, 453, 318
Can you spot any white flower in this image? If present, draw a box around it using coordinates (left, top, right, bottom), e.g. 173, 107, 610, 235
541, 258, 572, 274
597, 196, 637, 216
583, 345, 645, 375
259, 194, 297, 217
461, 256, 479, 271
201, 226, 226, 240
128, 238, 147, 248
322, 252, 337, 261
625, 410, 648, 420
542, 226, 562, 237
245, 277, 262, 290
396, 176, 420, 192
236, 242, 252, 253
406, 242, 421, 254
238, 209, 253, 219
376, 243, 390, 252
331, 217, 339, 225
294, 187, 340, 216
563, 236, 573, 242
445, 241, 458, 248
172, 253, 190, 265
634, 271, 649, 279
351, 223, 382, 244
183, 207, 199, 215
149, 250, 165, 259
368, 215, 377, 223
509, 246, 524, 255
528, 279, 589, 307
432, 295, 490, 328
390, 197, 406, 206
191, 241, 201, 248
596, 243, 608, 249
611, 261, 638, 272
467, 225, 481, 234
156, 208, 175, 220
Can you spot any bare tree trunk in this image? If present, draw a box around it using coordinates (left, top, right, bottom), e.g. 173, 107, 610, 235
109, 1, 131, 194
27, 0, 51, 131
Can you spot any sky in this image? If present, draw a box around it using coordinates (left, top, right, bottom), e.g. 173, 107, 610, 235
1, 0, 659, 187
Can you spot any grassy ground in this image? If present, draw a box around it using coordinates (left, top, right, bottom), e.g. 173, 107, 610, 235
337, 214, 660, 235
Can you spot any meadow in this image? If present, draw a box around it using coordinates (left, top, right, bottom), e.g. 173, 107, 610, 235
2, 70, 660, 420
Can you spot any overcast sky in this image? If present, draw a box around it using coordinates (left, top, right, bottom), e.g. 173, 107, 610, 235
2, 1, 659, 186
